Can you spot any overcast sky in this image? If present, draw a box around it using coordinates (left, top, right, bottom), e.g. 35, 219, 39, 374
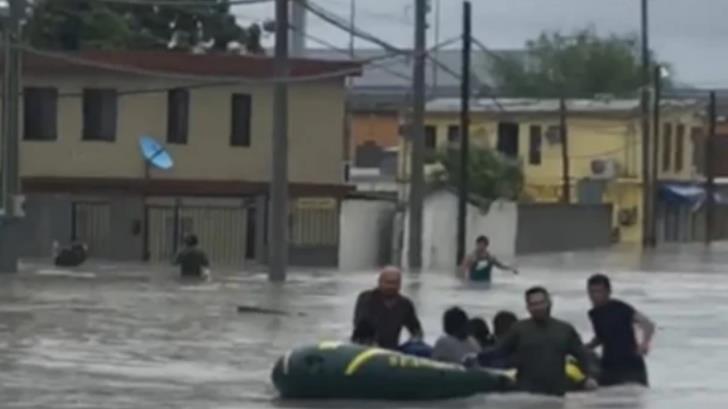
234, 0, 728, 88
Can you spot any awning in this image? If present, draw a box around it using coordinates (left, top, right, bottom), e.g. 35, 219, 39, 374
658, 184, 728, 207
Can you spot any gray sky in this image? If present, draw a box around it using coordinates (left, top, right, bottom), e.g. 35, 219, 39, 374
235, 0, 728, 88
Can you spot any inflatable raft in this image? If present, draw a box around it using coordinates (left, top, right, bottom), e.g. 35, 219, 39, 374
271, 342, 513, 400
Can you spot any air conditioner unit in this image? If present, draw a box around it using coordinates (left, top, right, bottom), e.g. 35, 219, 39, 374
590, 159, 619, 180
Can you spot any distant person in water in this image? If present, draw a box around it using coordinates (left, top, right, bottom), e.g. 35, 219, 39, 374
352, 266, 423, 350
460, 236, 518, 282
174, 234, 210, 279
586, 274, 655, 387
53, 240, 88, 267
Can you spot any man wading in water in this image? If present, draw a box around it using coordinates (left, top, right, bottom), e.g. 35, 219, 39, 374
352, 266, 423, 350
586, 274, 655, 387
460, 236, 518, 282
471, 286, 597, 396
173, 234, 210, 280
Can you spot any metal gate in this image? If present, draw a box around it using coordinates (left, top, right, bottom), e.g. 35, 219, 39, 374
72, 201, 112, 258
147, 205, 248, 267
289, 197, 340, 266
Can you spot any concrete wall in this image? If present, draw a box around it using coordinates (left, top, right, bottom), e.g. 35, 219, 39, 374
339, 199, 396, 271
19, 74, 346, 185
516, 203, 613, 254
403, 190, 517, 271
17, 193, 73, 259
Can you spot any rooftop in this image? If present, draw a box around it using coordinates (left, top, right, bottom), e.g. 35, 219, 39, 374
16, 50, 362, 79
426, 97, 703, 114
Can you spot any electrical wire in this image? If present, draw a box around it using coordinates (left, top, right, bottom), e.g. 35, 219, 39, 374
289, 24, 412, 82
301, 0, 406, 55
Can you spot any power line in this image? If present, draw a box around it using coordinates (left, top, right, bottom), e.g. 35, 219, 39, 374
289, 24, 412, 82
314, 0, 413, 26
302, 0, 405, 54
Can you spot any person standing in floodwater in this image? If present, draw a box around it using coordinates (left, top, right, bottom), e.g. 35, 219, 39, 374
586, 274, 655, 387
460, 235, 518, 282
352, 266, 423, 350
173, 234, 210, 279
477, 287, 597, 396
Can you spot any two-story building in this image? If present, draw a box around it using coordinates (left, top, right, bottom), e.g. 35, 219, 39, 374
12, 51, 360, 267
399, 97, 705, 244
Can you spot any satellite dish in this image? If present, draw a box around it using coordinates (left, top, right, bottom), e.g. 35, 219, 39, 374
138, 136, 174, 170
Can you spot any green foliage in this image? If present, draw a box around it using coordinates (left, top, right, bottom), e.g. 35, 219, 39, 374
24, 0, 264, 54
491, 28, 670, 98
430, 147, 524, 201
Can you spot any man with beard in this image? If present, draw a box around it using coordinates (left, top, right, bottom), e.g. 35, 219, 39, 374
478, 286, 598, 396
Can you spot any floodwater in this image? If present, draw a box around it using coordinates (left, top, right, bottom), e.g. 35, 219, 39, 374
1, 245, 727, 409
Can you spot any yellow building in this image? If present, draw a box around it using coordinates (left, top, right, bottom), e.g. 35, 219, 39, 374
9, 50, 360, 266
399, 97, 705, 244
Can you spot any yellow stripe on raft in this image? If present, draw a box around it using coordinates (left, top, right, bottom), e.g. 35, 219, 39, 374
345, 348, 393, 375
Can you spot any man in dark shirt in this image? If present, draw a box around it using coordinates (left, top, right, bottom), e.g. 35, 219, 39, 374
174, 234, 210, 279
352, 266, 423, 349
586, 274, 655, 387
476, 286, 597, 396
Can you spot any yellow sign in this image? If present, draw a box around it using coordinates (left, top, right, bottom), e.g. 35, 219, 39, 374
296, 197, 337, 210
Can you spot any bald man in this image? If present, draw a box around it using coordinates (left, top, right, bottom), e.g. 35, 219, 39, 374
352, 266, 423, 349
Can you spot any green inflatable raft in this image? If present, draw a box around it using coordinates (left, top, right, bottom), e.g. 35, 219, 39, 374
271, 342, 513, 400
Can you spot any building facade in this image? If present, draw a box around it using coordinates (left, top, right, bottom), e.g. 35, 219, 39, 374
399, 97, 705, 244
11, 51, 360, 267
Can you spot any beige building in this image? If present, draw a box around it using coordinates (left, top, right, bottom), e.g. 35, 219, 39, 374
13, 51, 360, 267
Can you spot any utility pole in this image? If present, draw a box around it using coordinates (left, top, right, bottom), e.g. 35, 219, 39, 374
408, 0, 426, 270
348, 0, 356, 56
290, 0, 306, 57
650, 64, 662, 246
269, 0, 290, 282
640, 0, 653, 248
432, 0, 441, 96
560, 96, 570, 203
705, 91, 716, 245
0, 0, 23, 274
456, 1, 471, 265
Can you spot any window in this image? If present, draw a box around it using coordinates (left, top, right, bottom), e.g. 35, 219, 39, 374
675, 124, 685, 172
497, 122, 519, 158
23, 87, 58, 141
662, 123, 672, 172
82, 88, 117, 141
529, 125, 542, 165
425, 125, 437, 150
447, 125, 460, 143
231, 93, 252, 147
691, 126, 704, 173
167, 88, 189, 144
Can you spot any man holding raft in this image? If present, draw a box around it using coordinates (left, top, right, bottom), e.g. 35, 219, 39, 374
352, 266, 424, 350
467, 286, 598, 396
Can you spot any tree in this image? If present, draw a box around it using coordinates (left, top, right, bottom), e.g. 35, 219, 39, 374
430, 147, 524, 201
491, 28, 669, 98
23, 0, 265, 54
